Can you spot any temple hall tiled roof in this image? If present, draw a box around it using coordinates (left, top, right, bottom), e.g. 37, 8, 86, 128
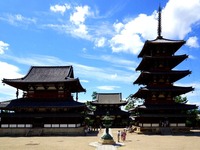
91, 93, 127, 105
3, 66, 74, 83
2, 66, 86, 92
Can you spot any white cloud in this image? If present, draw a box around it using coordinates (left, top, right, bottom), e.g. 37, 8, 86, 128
0, 61, 22, 79
0, 41, 9, 54
95, 37, 106, 47
97, 85, 120, 91
110, 12, 157, 54
68, 5, 93, 40
162, 0, 200, 39
73, 24, 89, 37
186, 36, 199, 48
113, 22, 124, 33
110, 32, 144, 54
109, 0, 200, 54
50, 4, 71, 15
70, 5, 91, 25
0, 61, 23, 100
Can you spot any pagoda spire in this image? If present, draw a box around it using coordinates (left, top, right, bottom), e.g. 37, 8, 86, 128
157, 5, 163, 39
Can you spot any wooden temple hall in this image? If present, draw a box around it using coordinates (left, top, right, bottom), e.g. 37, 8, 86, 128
90, 93, 129, 128
0, 66, 87, 136
131, 7, 198, 133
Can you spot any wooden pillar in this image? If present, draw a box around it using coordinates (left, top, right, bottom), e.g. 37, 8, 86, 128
76, 92, 78, 101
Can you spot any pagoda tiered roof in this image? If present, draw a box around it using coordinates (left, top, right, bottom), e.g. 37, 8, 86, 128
138, 37, 185, 57
134, 70, 191, 85
136, 54, 188, 71
91, 93, 127, 105
2, 66, 86, 93
132, 86, 194, 99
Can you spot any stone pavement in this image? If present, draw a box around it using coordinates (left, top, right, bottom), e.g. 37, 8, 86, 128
96, 145, 117, 150
89, 128, 124, 150
89, 141, 124, 150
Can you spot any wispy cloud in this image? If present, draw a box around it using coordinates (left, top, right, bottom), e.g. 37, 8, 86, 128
97, 85, 120, 91
0, 14, 36, 27
1, 53, 137, 84
82, 54, 137, 69
80, 79, 89, 83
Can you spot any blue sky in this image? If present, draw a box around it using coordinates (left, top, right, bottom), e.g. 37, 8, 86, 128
0, 0, 200, 107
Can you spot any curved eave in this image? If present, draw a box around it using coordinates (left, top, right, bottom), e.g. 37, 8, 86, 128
133, 114, 197, 118
93, 110, 129, 116
138, 38, 185, 57
134, 70, 191, 85
2, 78, 86, 93
132, 86, 194, 99
136, 55, 188, 71
135, 103, 198, 110
0, 98, 86, 110
0, 113, 84, 118
91, 101, 127, 106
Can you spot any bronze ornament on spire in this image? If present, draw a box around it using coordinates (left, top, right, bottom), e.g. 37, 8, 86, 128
157, 5, 162, 39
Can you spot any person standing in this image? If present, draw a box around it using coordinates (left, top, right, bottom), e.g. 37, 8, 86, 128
117, 130, 121, 142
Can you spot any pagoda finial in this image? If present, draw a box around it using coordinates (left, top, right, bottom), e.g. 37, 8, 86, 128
157, 5, 162, 39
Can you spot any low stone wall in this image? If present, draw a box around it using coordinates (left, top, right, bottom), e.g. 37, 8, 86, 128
135, 126, 191, 134
0, 128, 29, 136
0, 127, 85, 136
42, 127, 85, 136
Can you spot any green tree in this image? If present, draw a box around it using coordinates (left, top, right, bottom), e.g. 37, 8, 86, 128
174, 95, 188, 103
85, 101, 96, 111
91, 91, 97, 100
175, 95, 198, 127
125, 94, 143, 111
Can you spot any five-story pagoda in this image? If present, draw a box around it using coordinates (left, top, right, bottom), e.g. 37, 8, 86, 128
132, 7, 198, 133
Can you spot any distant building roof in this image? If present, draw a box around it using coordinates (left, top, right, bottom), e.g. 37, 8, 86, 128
91, 93, 127, 105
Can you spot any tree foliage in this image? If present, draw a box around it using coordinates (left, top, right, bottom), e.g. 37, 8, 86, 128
91, 91, 97, 100
125, 94, 143, 111
85, 101, 96, 111
175, 95, 199, 127
174, 95, 188, 104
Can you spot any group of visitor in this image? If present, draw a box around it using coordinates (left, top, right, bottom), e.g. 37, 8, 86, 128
117, 129, 127, 143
